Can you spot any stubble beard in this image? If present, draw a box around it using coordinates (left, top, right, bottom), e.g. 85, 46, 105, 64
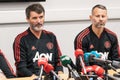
95, 22, 105, 28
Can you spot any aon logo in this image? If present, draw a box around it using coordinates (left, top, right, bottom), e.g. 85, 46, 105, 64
33, 51, 53, 62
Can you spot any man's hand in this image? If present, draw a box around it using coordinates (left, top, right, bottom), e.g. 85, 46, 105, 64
58, 71, 63, 74
31, 74, 37, 78
0, 72, 6, 80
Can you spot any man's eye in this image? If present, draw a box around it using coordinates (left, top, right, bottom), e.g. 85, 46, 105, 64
39, 16, 43, 19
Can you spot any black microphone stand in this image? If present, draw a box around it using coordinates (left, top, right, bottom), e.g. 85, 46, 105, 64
104, 61, 109, 80
34, 65, 44, 80
67, 64, 82, 80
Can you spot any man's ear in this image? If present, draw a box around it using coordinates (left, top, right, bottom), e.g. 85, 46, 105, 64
89, 15, 92, 21
26, 18, 29, 22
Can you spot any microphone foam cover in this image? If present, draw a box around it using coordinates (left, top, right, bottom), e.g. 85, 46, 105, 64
75, 49, 84, 58
38, 57, 48, 67
44, 63, 54, 74
90, 51, 101, 58
82, 66, 94, 74
92, 65, 104, 78
60, 55, 71, 67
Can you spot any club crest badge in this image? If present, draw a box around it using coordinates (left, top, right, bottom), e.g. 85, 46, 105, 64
104, 41, 111, 49
46, 42, 53, 50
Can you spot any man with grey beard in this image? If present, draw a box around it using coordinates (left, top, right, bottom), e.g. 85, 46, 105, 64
13, 3, 63, 78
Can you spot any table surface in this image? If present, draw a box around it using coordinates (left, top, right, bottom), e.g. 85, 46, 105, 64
7, 74, 71, 80
6, 69, 120, 80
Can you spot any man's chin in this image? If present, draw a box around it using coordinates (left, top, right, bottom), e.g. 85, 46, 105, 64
97, 26, 104, 28
96, 24, 105, 28
34, 27, 43, 32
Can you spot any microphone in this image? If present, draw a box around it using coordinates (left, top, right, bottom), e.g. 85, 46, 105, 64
84, 51, 101, 64
82, 66, 94, 74
84, 51, 111, 63
37, 57, 48, 80
60, 55, 81, 80
92, 65, 119, 80
84, 52, 92, 64
84, 51, 101, 63
88, 51, 102, 63
86, 51, 120, 68
81, 66, 97, 80
112, 60, 120, 68
108, 63, 120, 78
89, 54, 112, 63
92, 65, 105, 78
44, 63, 61, 80
74, 49, 87, 74
108, 63, 119, 73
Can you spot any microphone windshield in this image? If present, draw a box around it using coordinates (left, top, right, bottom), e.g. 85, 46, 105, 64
84, 52, 91, 63
82, 66, 94, 74
38, 57, 48, 67
74, 49, 84, 58
60, 55, 71, 67
44, 63, 54, 74
92, 65, 105, 78
84, 51, 101, 63
90, 51, 101, 58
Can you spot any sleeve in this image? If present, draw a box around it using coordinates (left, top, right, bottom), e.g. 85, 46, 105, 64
74, 33, 89, 72
0, 50, 16, 78
13, 36, 33, 77
74, 34, 82, 50
74, 34, 90, 52
53, 35, 63, 72
74, 36, 82, 72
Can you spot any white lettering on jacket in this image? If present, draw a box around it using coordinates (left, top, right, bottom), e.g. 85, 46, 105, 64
33, 51, 53, 62
99, 52, 109, 60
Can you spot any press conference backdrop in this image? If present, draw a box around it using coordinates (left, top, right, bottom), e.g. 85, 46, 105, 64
0, 0, 120, 73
